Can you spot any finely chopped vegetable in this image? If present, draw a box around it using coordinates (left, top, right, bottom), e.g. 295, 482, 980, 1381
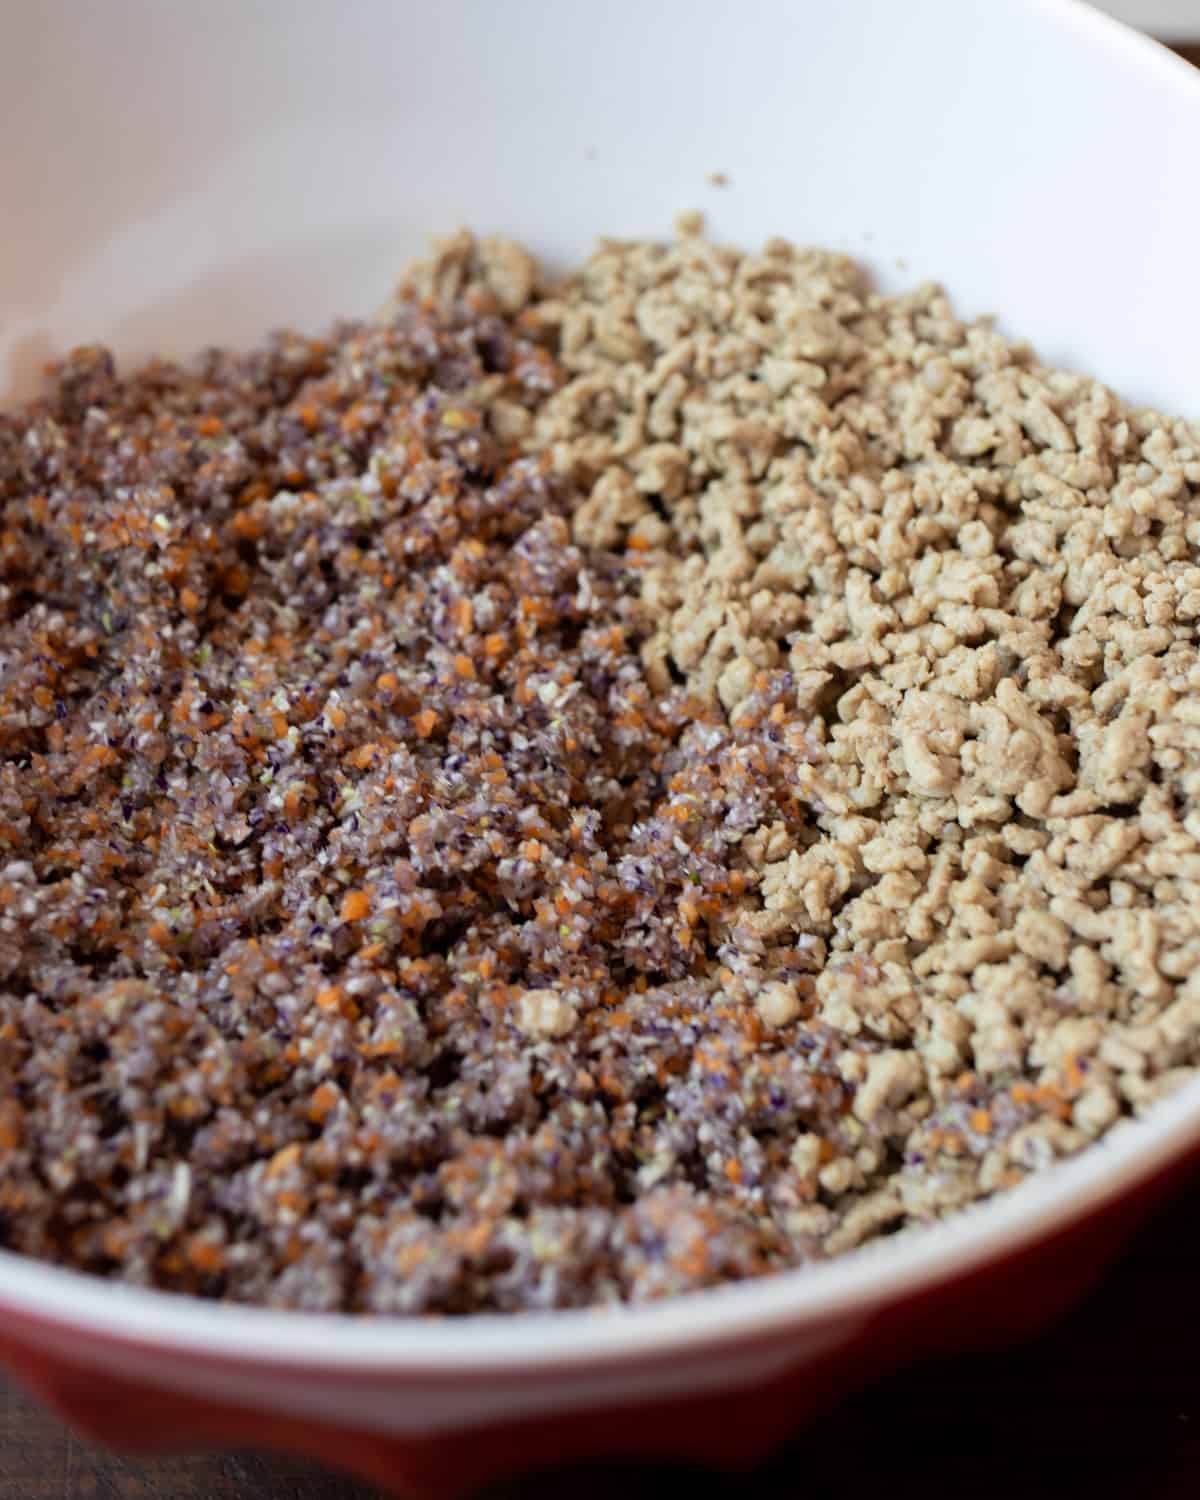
1, 226, 1199, 1313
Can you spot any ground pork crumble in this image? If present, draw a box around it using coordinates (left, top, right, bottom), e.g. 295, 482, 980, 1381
2, 225, 1199, 1314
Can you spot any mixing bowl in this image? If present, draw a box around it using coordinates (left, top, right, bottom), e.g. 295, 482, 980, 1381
2, 2, 1200, 1494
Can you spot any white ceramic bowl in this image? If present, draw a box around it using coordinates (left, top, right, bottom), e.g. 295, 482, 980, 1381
2, 3, 1200, 1494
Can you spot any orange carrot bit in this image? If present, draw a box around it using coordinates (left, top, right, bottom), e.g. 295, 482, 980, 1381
520, 839, 544, 863
519, 595, 556, 625
271, 712, 290, 739
297, 402, 320, 432
625, 533, 653, 552
185, 1235, 226, 1274
147, 921, 172, 950
340, 889, 371, 923
969, 1108, 993, 1135
0, 1102, 22, 1152
265, 1143, 302, 1180
274, 1187, 308, 1214
597, 1070, 626, 1100
724, 1158, 744, 1185
376, 671, 398, 694
239, 478, 270, 506
32, 685, 54, 711
230, 509, 265, 543
464, 1212, 505, 1259
412, 708, 439, 738
1010, 1082, 1034, 1106
315, 985, 345, 1013
99, 1222, 134, 1260
452, 597, 474, 635
308, 1083, 340, 1123
676, 1237, 710, 1281
453, 652, 477, 680
222, 563, 251, 597
196, 415, 224, 438
326, 704, 348, 730
340, 401, 369, 435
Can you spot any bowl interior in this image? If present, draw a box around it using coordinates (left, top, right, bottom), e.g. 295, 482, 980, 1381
2, 0, 1200, 1367
2, 0, 1199, 411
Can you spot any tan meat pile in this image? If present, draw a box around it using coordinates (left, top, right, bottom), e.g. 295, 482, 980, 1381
4, 220, 1200, 1313
416, 221, 1200, 1235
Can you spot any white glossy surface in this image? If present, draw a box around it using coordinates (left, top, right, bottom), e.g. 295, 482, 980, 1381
2, 0, 1200, 1433
2, 0, 1199, 412
1097, 0, 1200, 33
3, 1067, 1198, 1375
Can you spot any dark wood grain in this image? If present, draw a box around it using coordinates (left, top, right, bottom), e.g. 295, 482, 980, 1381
4, 31, 1200, 1500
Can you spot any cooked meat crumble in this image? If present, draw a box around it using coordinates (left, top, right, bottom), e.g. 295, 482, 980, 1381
1, 227, 1198, 1312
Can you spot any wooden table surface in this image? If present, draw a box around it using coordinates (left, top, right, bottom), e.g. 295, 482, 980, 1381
3, 33, 1199, 1500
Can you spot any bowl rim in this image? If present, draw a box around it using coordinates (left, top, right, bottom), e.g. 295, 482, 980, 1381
3, 1073, 1199, 1373
3, 0, 1200, 1378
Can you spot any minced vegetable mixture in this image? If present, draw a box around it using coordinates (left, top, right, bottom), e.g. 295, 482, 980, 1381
1, 224, 1198, 1312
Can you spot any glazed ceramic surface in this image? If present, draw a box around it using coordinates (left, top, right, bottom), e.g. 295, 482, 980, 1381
2, 2, 1199, 1493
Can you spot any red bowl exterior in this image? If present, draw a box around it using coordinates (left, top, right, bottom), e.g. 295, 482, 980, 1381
2, 1144, 1197, 1499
